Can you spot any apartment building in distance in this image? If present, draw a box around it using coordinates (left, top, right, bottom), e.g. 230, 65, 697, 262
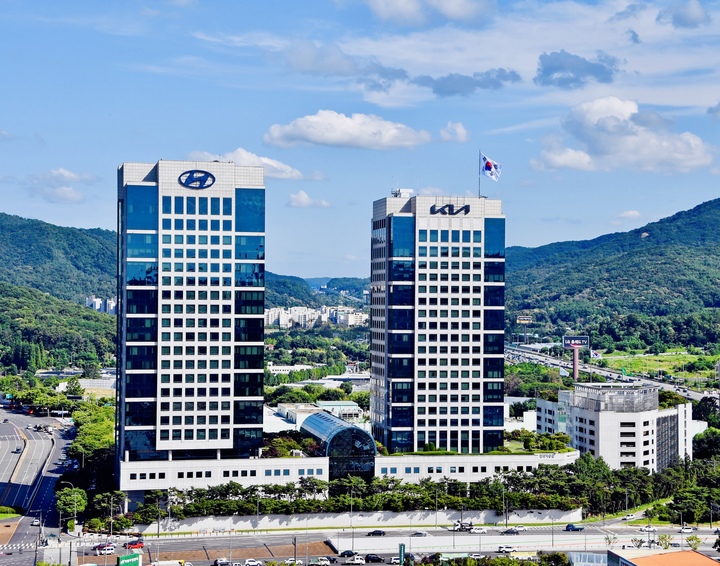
369, 189, 506, 454
116, 160, 266, 498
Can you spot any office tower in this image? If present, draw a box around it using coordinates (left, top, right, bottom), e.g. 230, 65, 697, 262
370, 190, 506, 454
116, 160, 265, 495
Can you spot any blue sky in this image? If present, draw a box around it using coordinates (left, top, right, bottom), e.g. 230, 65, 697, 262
2, 0, 720, 278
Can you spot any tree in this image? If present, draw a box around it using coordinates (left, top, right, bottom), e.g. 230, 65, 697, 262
65, 376, 84, 397
693, 427, 720, 459
657, 534, 673, 549
55, 488, 87, 521
340, 381, 353, 395
686, 534, 702, 551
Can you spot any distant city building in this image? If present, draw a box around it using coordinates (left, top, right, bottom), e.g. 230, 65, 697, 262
536, 382, 706, 472
370, 189, 506, 454
116, 160, 266, 498
86, 295, 117, 315
264, 305, 367, 329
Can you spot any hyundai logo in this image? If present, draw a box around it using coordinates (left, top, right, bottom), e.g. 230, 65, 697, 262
178, 170, 216, 189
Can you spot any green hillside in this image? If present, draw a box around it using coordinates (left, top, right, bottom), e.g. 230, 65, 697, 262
0, 212, 116, 303
506, 198, 720, 327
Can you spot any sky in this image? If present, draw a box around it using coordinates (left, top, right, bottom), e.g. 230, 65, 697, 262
2, 0, 720, 279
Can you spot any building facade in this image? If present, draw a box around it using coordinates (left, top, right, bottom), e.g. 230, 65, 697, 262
369, 190, 506, 454
116, 160, 266, 495
536, 383, 704, 472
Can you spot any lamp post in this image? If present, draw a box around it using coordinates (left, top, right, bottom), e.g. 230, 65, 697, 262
551, 517, 554, 548
435, 490, 438, 529
77, 446, 85, 469
350, 488, 355, 552
625, 488, 628, 517
502, 484, 507, 528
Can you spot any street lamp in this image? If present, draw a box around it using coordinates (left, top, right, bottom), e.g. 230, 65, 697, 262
435, 490, 438, 529
350, 488, 355, 552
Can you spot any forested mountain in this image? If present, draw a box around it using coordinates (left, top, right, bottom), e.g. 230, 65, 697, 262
0, 213, 116, 303
506, 198, 720, 327
0, 213, 367, 308
0, 282, 115, 371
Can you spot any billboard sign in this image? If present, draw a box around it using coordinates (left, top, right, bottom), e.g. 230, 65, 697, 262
563, 336, 589, 349
516, 315, 533, 325
117, 553, 142, 566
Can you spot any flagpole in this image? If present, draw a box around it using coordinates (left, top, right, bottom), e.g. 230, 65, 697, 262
478, 149, 486, 198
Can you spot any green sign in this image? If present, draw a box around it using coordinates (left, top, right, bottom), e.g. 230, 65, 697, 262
399, 543, 405, 565
117, 553, 142, 566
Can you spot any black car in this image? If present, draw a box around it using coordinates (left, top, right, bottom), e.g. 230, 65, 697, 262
365, 556, 384, 563
502, 528, 520, 535
367, 530, 386, 537
339, 551, 357, 558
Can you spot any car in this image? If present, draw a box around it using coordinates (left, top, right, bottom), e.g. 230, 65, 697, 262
639, 526, 657, 533
470, 527, 487, 534
679, 527, 693, 534
30, 518, 40, 526
124, 540, 144, 549
96, 547, 115, 556
13, 447, 22, 453
411, 531, 427, 537
284, 560, 303, 566
315, 559, 330, 566
715, 528, 720, 535
469, 555, 485, 561
622, 514, 636, 521
390, 559, 401, 565
26, 424, 33, 429
339, 551, 357, 558
367, 530, 386, 537
497, 546, 517, 554
243, 560, 263, 566
92, 544, 115, 551
214, 559, 231, 566
2, 418, 8, 423
344, 557, 365, 566
502, 528, 520, 535
565, 524, 584, 532
513, 525, 527, 532
323, 558, 337, 564
364, 555, 384, 563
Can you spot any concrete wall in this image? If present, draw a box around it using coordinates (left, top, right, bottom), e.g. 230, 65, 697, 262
137, 508, 583, 535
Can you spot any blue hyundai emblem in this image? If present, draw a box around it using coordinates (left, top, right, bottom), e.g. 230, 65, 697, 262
179, 170, 216, 189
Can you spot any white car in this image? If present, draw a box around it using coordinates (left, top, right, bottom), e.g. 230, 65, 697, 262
470, 527, 487, 534
96, 547, 115, 555
497, 545, 517, 554
244, 561, 263, 566
679, 527, 694, 534
639, 526, 657, 532
389, 559, 401, 565
513, 525, 527, 532
344, 557, 365, 565
284, 561, 303, 566
469, 555, 485, 561
30, 519, 40, 526
622, 514, 636, 521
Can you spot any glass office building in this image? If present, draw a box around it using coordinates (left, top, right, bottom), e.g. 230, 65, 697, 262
370, 190, 506, 454
116, 160, 265, 494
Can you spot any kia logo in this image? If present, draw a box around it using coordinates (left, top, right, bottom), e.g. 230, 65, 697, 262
179, 170, 216, 189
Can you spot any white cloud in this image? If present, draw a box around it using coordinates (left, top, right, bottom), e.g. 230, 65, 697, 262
25, 167, 97, 204
656, 0, 710, 29
287, 190, 331, 208
362, 0, 487, 24
284, 40, 358, 76
440, 121, 468, 142
534, 96, 714, 172
618, 210, 641, 219
264, 110, 432, 149
363, 0, 426, 24
34, 186, 86, 204
0, 130, 15, 140
188, 147, 306, 180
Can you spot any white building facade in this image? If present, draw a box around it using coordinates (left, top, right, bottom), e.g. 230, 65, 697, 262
536, 383, 703, 472
117, 160, 266, 497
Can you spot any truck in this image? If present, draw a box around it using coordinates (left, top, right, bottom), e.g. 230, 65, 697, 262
452, 521, 474, 532
564, 524, 584, 531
